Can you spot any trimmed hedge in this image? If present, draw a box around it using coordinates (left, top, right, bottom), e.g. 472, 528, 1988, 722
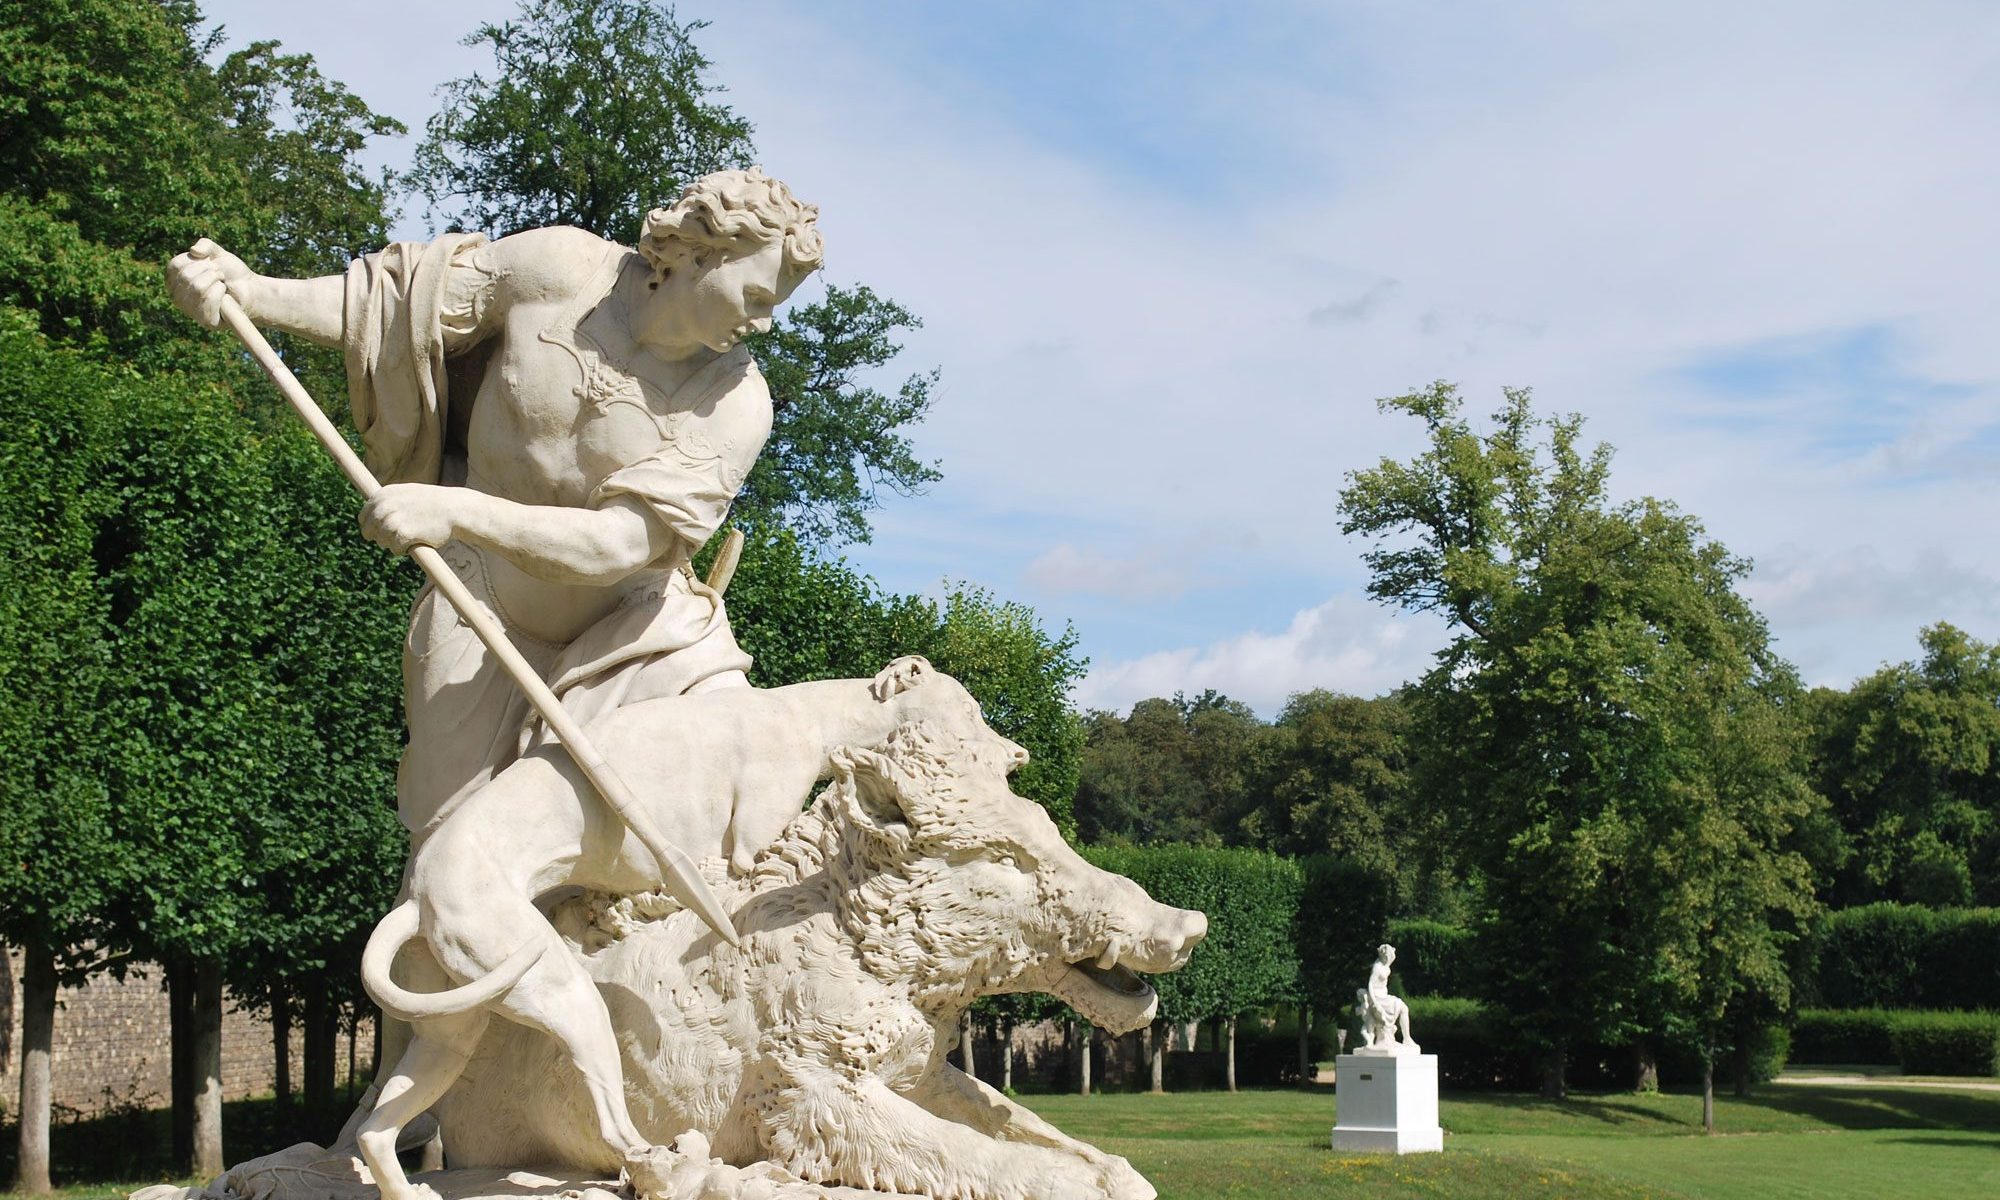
1387, 919, 1476, 997
1791, 1009, 1900, 1065
1890, 1012, 2000, 1076
1790, 1008, 2000, 1075
1805, 904, 2000, 1010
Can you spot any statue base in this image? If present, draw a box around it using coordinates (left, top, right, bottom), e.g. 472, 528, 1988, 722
1329, 1053, 1443, 1154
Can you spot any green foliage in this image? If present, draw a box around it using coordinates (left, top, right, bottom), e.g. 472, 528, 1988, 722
1086, 845, 1300, 1021
410, 0, 752, 245
1809, 624, 2000, 907
0, 308, 123, 975
716, 528, 1084, 829
1292, 855, 1393, 1011
741, 285, 941, 546
1790, 1008, 1900, 1065
1887, 1011, 2000, 1077
1387, 918, 1475, 998
0, 0, 255, 261
885, 586, 1085, 832
1075, 692, 1265, 846
412, 0, 938, 549
1246, 690, 1412, 870
1338, 382, 1821, 1084
1803, 903, 2000, 1010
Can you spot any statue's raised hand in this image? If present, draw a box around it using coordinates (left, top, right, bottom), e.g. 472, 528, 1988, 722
167, 238, 255, 329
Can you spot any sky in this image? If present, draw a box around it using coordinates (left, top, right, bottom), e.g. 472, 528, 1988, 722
197, 0, 2000, 715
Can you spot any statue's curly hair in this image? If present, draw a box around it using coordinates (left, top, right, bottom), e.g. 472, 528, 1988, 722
639, 167, 824, 276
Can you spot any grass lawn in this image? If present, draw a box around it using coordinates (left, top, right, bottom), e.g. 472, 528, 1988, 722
1017, 1082, 2000, 1199
4, 1082, 1994, 1200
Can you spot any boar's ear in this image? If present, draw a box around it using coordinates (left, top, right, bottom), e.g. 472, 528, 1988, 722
830, 746, 915, 845
868, 655, 933, 702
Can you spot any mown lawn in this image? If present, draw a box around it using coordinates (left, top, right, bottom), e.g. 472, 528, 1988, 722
4, 1082, 1995, 1200
1018, 1082, 2000, 1199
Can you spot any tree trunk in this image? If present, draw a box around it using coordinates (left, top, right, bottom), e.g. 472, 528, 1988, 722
347, 1015, 358, 1098
1078, 1022, 1092, 1097
169, 958, 194, 1170
303, 986, 338, 1139
1701, 1032, 1716, 1134
1632, 1039, 1659, 1093
1148, 1021, 1165, 1094
1297, 1005, 1312, 1087
958, 1011, 976, 1083
16, 944, 55, 1194
1225, 1014, 1239, 1093
999, 1018, 1014, 1093
1539, 1044, 1568, 1100
271, 989, 292, 1137
192, 961, 225, 1179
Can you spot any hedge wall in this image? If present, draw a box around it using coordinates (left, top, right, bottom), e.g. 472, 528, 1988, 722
1805, 904, 2000, 1010
1791, 1008, 2000, 1075
1386, 918, 1476, 997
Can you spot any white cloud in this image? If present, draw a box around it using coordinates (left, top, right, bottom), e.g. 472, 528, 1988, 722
195, 0, 2000, 696
1076, 593, 1448, 716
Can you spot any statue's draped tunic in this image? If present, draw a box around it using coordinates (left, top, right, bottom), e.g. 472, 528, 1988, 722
342, 234, 757, 837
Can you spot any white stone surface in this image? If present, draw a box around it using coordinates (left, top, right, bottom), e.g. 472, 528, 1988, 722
1330, 1054, 1444, 1155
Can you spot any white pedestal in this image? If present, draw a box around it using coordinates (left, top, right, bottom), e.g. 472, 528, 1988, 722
1330, 1053, 1443, 1154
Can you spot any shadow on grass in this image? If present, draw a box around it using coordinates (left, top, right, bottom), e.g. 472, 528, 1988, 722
1741, 1085, 2000, 1132
1445, 1092, 1699, 1129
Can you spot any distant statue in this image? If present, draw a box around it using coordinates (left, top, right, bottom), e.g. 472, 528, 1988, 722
1353, 943, 1419, 1055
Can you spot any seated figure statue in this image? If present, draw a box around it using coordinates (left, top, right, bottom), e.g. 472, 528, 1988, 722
1353, 943, 1419, 1055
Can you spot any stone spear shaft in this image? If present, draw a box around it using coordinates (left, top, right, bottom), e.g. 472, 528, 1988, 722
217, 295, 739, 948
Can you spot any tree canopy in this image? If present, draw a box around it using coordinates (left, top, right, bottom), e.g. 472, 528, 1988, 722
1339, 382, 1820, 1096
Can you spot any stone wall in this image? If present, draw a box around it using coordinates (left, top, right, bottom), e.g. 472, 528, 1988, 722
0, 948, 373, 1117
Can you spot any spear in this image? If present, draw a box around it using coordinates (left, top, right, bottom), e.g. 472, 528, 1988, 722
215, 296, 739, 947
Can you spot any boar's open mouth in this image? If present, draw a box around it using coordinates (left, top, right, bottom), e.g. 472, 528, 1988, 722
1052, 953, 1158, 1035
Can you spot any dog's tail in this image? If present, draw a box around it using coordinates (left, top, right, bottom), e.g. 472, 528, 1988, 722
361, 899, 547, 1021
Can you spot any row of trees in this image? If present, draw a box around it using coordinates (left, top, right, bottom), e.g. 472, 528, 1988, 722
0, 0, 1082, 1189
1083, 384, 1999, 1116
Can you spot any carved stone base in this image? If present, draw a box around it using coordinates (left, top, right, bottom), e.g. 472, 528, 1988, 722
1329, 1053, 1444, 1155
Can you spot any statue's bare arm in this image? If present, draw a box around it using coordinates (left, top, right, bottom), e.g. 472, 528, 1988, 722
165, 226, 601, 347
362, 487, 677, 586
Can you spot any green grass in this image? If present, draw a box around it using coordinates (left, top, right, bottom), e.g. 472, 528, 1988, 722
5, 1083, 1996, 1200
1016, 1083, 2000, 1199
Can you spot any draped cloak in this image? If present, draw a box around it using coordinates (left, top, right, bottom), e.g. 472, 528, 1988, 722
342, 234, 758, 837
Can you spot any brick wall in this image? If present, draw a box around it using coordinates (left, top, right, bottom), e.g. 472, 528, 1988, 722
0, 948, 373, 1117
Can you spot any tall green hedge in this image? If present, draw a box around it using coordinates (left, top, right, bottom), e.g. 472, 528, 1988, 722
1085, 845, 1300, 1021
1791, 1008, 2000, 1075
1386, 918, 1476, 997
1805, 904, 2000, 1010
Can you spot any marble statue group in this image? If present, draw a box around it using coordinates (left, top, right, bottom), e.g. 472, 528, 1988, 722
153, 169, 1207, 1200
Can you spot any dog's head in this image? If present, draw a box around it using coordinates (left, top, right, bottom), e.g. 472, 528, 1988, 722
827, 721, 1205, 1033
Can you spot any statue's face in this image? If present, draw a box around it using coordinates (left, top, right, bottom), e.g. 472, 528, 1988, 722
655, 237, 805, 355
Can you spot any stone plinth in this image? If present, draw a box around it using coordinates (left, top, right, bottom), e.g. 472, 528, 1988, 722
1330, 1053, 1443, 1154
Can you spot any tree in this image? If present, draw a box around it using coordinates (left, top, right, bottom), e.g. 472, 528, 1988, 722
1810, 623, 2000, 906
411, 0, 937, 548
1085, 846, 1300, 1092
1339, 383, 1820, 1100
1241, 690, 1411, 873
1075, 693, 1264, 846
0, 5, 408, 1171
739, 286, 941, 545
410, 0, 752, 245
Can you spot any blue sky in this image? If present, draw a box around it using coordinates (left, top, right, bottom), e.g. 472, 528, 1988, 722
198, 0, 2000, 713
